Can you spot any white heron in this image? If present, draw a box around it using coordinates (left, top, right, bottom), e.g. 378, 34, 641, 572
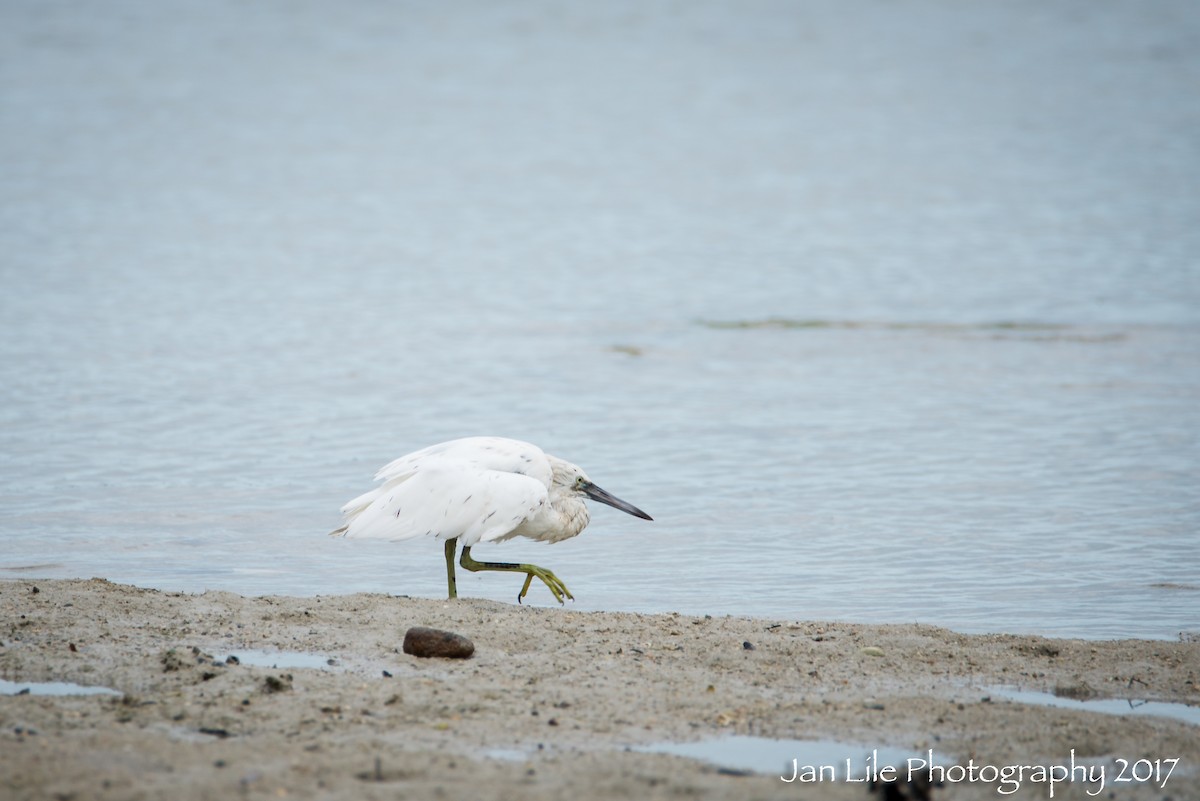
331, 437, 653, 603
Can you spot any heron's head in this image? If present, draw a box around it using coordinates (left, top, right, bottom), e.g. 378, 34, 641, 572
553, 460, 653, 521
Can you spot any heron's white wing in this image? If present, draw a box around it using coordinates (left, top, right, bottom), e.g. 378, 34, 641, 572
340, 463, 549, 546
374, 437, 553, 487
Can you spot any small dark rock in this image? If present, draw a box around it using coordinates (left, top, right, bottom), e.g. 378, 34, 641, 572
870, 770, 941, 800
160, 649, 186, 673
402, 627, 474, 659
742, 641, 755, 650
262, 674, 293, 693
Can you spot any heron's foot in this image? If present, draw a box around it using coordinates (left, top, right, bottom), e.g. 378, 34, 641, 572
517, 565, 574, 605
458, 546, 574, 605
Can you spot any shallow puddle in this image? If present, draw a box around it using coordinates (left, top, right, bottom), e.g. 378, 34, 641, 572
482, 748, 532, 762
214, 649, 337, 670
0, 678, 121, 697
987, 686, 1200, 726
634, 735, 946, 778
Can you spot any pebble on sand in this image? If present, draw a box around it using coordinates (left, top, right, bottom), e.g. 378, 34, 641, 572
402, 626, 475, 659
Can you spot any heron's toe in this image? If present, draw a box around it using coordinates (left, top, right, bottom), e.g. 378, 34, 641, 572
521, 566, 573, 604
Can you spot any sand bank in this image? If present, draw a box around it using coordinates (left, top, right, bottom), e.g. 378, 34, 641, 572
1, 579, 1196, 799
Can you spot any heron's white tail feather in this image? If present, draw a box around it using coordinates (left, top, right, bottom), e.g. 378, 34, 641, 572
340, 486, 383, 516
331, 486, 387, 537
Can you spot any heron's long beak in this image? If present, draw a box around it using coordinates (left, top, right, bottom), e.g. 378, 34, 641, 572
582, 482, 653, 521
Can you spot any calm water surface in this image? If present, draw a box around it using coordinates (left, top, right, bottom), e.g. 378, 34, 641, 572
2, 1, 1198, 639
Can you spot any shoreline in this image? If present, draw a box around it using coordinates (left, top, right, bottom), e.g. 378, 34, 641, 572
2, 578, 1197, 799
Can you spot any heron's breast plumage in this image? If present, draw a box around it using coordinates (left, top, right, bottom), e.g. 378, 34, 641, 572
504, 495, 591, 543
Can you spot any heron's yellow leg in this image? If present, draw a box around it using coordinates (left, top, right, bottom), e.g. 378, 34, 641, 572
459, 546, 574, 604
444, 538, 458, 599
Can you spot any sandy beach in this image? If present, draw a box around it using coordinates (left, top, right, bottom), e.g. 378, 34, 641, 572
1, 579, 1196, 800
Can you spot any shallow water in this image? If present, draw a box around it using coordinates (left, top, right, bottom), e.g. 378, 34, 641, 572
213, 650, 338, 671
2, 1, 1198, 640
986, 687, 1200, 727
635, 735, 946, 779
0, 679, 121, 697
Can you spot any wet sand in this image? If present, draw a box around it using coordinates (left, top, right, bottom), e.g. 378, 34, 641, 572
1, 579, 1196, 800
